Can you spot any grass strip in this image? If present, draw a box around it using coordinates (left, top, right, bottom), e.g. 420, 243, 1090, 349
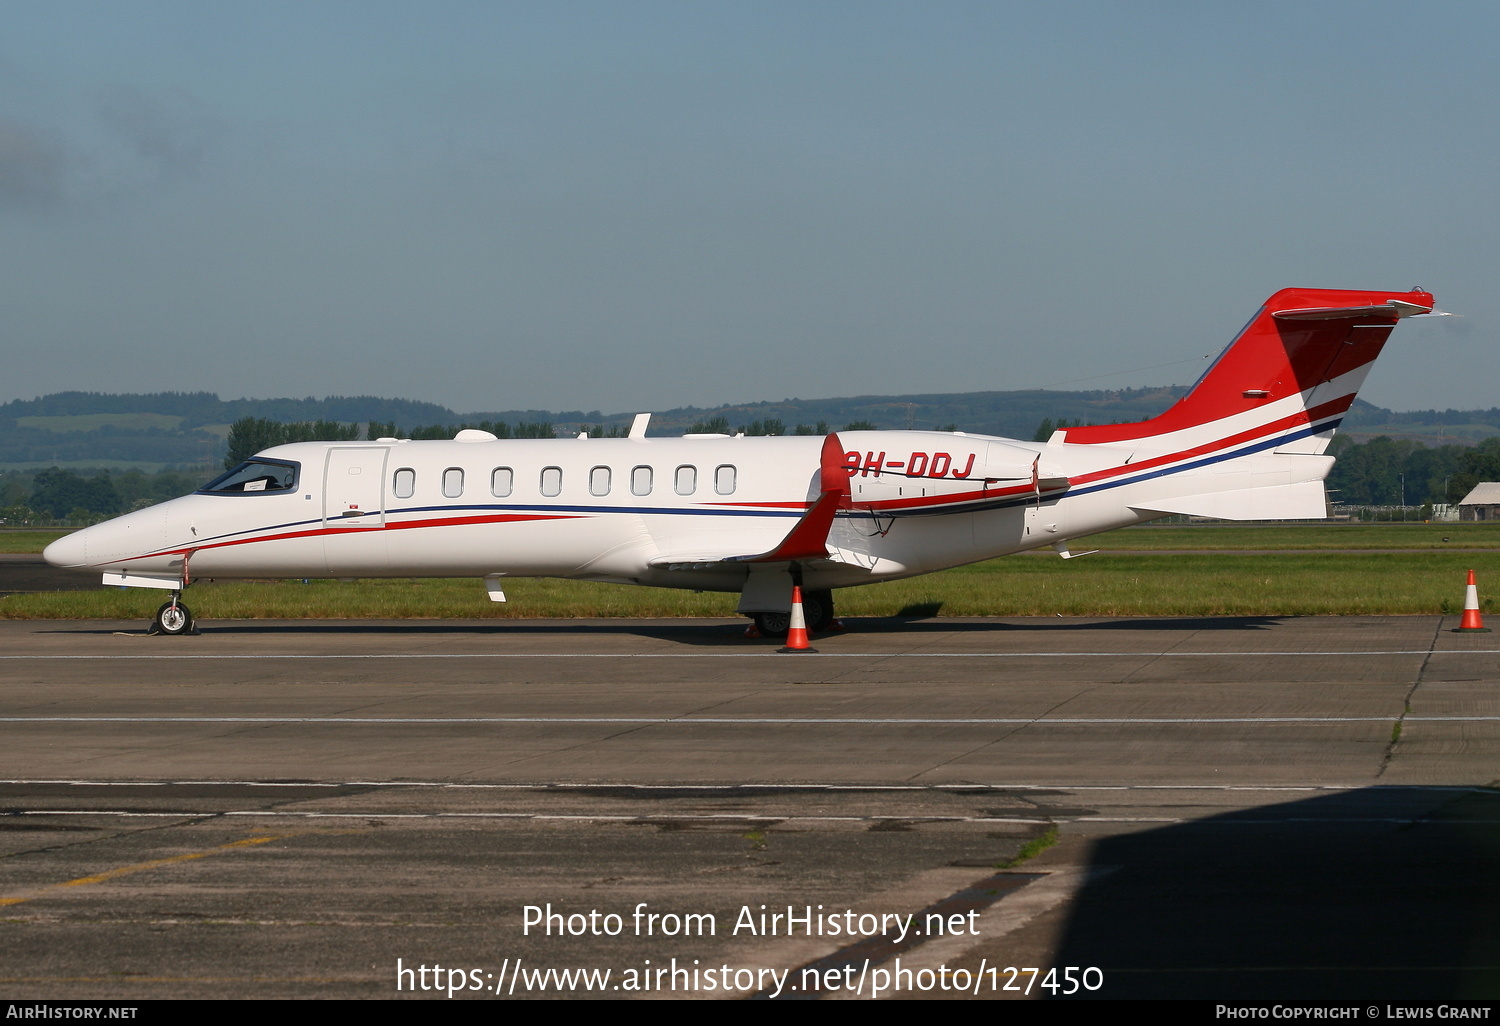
0, 531, 69, 554
1075, 523, 1500, 550
7, 551, 1499, 619
1000, 827, 1060, 869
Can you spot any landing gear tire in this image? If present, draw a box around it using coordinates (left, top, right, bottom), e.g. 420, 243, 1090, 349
804, 589, 835, 633
753, 610, 790, 638
752, 591, 834, 638
151, 600, 195, 636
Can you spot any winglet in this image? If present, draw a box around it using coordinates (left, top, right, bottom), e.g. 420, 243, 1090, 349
651, 434, 851, 569
819, 431, 851, 497
746, 433, 848, 563
749, 490, 842, 562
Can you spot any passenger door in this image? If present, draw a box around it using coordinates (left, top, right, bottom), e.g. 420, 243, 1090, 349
323, 447, 388, 528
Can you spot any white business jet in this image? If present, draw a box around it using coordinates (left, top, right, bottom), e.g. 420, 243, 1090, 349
44, 287, 1437, 636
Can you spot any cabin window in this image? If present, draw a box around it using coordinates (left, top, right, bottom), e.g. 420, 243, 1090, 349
491, 467, 513, 498
393, 468, 415, 499
198, 459, 299, 495
590, 466, 611, 496
541, 466, 563, 497
631, 465, 653, 496
443, 468, 464, 498
675, 465, 696, 495
715, 464, 736, 495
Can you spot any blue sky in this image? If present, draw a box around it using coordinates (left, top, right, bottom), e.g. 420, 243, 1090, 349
1, 1, 1495, 416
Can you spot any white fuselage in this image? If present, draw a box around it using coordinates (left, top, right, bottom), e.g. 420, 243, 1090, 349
42, 418, 1333, 598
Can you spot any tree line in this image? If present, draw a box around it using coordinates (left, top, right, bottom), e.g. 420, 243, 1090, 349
1325, 434, 1495, 506
1, 467, 206, 526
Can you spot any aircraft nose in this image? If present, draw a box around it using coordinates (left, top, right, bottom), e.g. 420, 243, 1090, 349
43, 530, 88, 568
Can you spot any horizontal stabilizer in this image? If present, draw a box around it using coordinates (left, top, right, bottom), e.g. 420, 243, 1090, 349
1273, 299, 1430, 321
1129, 481, 1328, 521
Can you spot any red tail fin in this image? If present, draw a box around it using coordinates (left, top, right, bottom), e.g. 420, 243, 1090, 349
1060, 287, 1432, 446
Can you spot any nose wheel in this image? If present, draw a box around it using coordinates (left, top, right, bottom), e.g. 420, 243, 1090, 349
150, 598, 197, 636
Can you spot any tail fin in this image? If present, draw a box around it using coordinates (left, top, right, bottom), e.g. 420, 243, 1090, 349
1058, 287, 1433, 452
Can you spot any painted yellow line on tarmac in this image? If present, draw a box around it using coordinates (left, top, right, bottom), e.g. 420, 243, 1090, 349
0, 832, 291, 908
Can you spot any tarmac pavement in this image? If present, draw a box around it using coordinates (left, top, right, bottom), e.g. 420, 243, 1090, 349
0, 615, 1496, 1000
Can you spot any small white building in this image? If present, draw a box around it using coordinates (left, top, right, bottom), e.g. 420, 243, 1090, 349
1457, 483, 1500, 521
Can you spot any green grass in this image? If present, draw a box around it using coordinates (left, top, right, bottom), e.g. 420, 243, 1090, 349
0, 576, 741, 621
1000, 826, 1060, 869
868, 551, 1500, 616
7, 550, 1499, 619
1076, 522, 1500, 550
0, 531, 70, 553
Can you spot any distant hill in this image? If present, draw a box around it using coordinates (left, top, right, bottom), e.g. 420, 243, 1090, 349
0, 387, 1189, 468
1, 388, 1496, 469
1339, 400, 1500, 446
0, 391, 457, 428
0, 392, 462, 468
466, 385, 1193, 438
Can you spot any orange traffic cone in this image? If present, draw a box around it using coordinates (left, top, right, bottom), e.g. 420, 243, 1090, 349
778, 586, 817, 653
1456, 569, 1492, 633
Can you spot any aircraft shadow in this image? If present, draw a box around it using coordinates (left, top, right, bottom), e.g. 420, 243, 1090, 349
36, 614, 1290, 641
1046, 786, 1500, 999
0, 561, 98, 594
36, 621, 746, 639
852, 615, 1288, 633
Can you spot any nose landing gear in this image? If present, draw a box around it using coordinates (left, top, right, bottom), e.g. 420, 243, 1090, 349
149, 595, 197, 636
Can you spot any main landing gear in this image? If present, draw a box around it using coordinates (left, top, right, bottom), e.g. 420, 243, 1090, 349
752, 588, 834, 638
149, 595, 197, 636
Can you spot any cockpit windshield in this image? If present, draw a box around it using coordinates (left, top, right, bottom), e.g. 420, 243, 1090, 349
198, 459, 299, 495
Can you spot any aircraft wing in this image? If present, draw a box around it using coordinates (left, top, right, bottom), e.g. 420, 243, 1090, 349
648, 434, 851, 570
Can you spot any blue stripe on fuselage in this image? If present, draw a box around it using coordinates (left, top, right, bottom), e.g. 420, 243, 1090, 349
167, 416, 1341, 551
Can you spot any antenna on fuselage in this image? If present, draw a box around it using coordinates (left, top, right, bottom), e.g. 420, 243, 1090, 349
629, 413, 651, 440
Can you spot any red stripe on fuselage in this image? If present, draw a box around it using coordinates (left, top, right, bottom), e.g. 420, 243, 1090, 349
99, 512, 584, 567
705, 501, 811, 509
847, 393, 1351, 513
1063, 393, 1352, 488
